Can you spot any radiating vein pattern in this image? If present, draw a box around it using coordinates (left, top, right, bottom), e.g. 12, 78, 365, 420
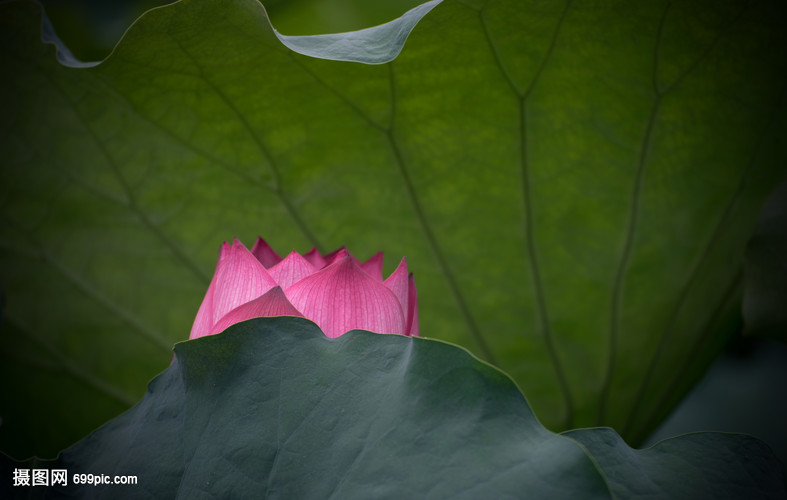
1, 0, 785, 457
623, 78, 786, 437
599, 0, 753, 424
479, 0, 575, 427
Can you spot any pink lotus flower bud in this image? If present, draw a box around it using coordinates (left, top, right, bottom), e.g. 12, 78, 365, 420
189, 238, 419, 339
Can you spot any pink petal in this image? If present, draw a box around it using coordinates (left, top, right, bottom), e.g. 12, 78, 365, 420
285, 255, 405, 338
267, 251, 318, 290
302, 247, 327, 269
211, 238, 278, 326
361, 252, 384, 281
406, 272, 419, 337
383, 257, 409, 321
189, 241, 231, 339
209, 286, 303, 335
251, 237, 282, 268
325, 247, 352, 266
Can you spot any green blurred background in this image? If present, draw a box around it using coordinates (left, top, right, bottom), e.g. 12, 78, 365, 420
28, 0, 787, 465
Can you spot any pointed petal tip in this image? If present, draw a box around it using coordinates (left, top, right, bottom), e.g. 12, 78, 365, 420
326, 247, 351, 265
251, 236, 283, 268
303, 247, 327, 268
383, 257, 410, 331
361, 251, 384, 281
324, 246, 351, 264
211, 241, 278, 323
268, 250, 318, 290
218, 240, 231, 258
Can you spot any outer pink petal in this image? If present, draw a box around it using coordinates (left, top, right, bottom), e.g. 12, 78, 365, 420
302, 247, 327, 269
209, 286, 303, 336
406, 272, 419, 337
190, 282, 216, 339
189, 275, 216, 339
268, 251, 318, 290
383, 257, 409, 322
361, 252, 384, 281
189, 241, 231, 339
251, 237, 283, 268
285, 256, 405, 338
212, 238, 278, 325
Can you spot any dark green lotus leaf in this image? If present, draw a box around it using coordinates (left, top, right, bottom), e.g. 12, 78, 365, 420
2, 0, 786, 457
564, 427, 787, 500
2, 317, 784, 498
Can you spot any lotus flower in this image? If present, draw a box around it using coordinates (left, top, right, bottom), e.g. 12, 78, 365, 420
189, 237, 419, 339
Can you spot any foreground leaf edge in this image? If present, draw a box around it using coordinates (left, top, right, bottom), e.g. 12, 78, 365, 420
34, 0, 444, 68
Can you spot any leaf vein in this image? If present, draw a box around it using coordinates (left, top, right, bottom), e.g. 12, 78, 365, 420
21, 55, 214, 285
598, 96, 661, 424
171, 37, 324, 251
621, 80, 787, 437
479, 0, 575, 426
386, 64, 496, 363
600, 0, 755, 425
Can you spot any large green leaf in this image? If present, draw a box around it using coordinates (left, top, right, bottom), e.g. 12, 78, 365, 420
2, 0, 786, 457
2, 317, 784, 498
